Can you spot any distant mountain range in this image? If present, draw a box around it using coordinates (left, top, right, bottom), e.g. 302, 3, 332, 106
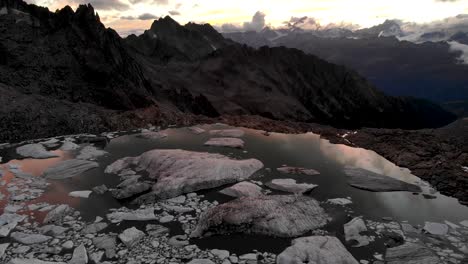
0, 0, 456, 141
223, 20, 468, 109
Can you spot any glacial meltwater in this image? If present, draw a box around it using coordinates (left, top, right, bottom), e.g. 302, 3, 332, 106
0, 124, 467, 263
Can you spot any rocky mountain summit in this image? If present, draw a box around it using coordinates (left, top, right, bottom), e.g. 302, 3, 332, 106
0, 0, 457, 143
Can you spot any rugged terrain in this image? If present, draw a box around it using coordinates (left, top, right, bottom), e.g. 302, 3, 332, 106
0, 0, 466, 207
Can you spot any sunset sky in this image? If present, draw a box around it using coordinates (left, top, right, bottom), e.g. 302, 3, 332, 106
28, 0, 468, 35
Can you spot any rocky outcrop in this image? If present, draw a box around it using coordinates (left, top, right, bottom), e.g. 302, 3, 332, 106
105, 149, 263, 199
276, 236, 359, 264
191, 195, 328, 237
344, 167, 422, 192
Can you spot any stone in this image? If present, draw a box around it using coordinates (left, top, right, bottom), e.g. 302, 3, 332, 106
327, 198, 352, 206
168, 235, 189, 247
344, 217, 370, 247
0, 243, 9, 259
105, 149, 264, 199
40, 138, 60, 148
92, 236, 117, 258
83, 222, 108, 234
266, 179, 317, 194
211, 249, 230, 260
62, 240, 74, 249
0, 213, 27, 237
220, 182, 263, 197
239, 254, 257, 260
8, 259, 66, 264
111, 182, 152, 200
69, 244, 88, 264
209, 129, 245, 137
187, 260, 215, 264
42, 159, 98, 180
38, 225, 68, 236
188, 127, 206, 134
89, 252, 104, 263
423, 222, 449, 235
43, 204, 73, 224
459, 220, 468, 228
146, 224, 169, 237
277, 166, 320, 176
92, 184, 108, 194
161, 204, 194, 213
384, 242, 440, 264
192, 195, 328, 238
204, 138, 245, 148
76, 146, 108, 160
11, 232, 52, 244
16, 144, 59, 159
159, 215, 174, 223
119, 227, 145, 248
277, 236, 359, 264
69, 190, 92, 198
137, 131, 168, 140
107, 208, 157, 223
60, 141, 79, 151
344, 167, 421, 192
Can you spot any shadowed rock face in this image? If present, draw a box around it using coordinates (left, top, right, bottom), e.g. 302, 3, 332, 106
0, 0, 457, 143
105, 149, 264, 199
384, 242, 440, 264
191, 195, 328, 238
277, 236, 359, 264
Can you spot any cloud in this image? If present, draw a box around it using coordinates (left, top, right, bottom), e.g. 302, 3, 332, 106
76, 0, 130, 11
128, 0, 168, 4
448, 41, 468, 64
219, 23, 242, 33
397, 14, 468, 42
169, 10, 180, 16
138, 13, 158, 20
243, 11, 266, 32
120, 13, 158, 20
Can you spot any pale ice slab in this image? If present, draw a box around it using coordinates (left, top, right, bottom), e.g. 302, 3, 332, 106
16, 144, 58, 159
220, 182, 263, 197
209, 129, 245, 138
266, 179, 317, 194
204, 137, 245, 148
43, 159, 98, 180
69, 190, 92, 198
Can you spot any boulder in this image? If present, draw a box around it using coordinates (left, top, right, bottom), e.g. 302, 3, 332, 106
38, 225, 68, 236
106, 208, 157, 223
209, 129, 245, 137
83, 222, 108, 234
16, 144, 58, 159
188, 127, 206, 134
0, 243, 9, 259
8, 259, 66, 264
423, 222, 449, 235
92, 236, 116, 259
43, 204, 74, 224
384, 242, 440, 264
277, 236, 359, 264
10, 232, 52, 244
42, 159, 98, 180
76, 146, 108, 160
266, 179, 317, 194
0, 213, 27, 237
105, 149, 263, 199
327, 198, 352, 206
119, 227, 145, 248
60, 141, 79, 151
204, 138, 245, 148
277, 167, 320, 176
137, 131, 168, 140
111, 182, 152, 200
219, 182, 263, 197
191, 195, 328, 237
344, 167, 421, 192
92, 184, 108, 194
69, 190, 92, 198
69, 244, 88, 264
343, 217, 370, 247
